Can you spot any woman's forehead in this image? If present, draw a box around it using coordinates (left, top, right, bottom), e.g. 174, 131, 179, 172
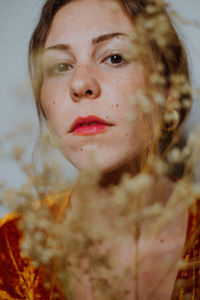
45, 0, 135, 48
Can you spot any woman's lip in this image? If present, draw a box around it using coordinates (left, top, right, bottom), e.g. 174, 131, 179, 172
73, 123, 109, 136
69, 115, 113, 133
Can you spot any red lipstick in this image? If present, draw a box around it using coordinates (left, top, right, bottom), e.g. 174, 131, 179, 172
69, 115, 113, 136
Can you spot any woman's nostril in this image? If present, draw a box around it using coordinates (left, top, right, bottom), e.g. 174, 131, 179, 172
74, 92, 79, 98
86, 90, 93, 95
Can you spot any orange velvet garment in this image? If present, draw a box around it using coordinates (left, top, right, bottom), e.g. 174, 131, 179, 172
0, 213, 61, 300
0, 188, 73, 300
0, 188, 200, 299
171, 198, 200, 299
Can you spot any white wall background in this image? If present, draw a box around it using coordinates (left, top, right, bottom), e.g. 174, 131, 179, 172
0, 0, 200, 218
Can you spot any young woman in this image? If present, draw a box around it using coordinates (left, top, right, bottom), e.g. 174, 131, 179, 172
0, 0, 197, 299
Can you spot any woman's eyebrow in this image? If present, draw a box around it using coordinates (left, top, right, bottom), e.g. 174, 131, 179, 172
44, 32, 127, 53
45, 44, 70, 52
92, 32, 127, 44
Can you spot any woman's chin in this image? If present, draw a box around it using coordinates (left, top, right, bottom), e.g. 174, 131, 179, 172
67, 153, 119, 175
70, 156, 137, 182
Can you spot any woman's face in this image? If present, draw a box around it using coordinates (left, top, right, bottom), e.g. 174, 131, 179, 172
41, 0, 152, 173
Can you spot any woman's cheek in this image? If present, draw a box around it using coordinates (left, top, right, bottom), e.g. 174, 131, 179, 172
41, 84, 66, 130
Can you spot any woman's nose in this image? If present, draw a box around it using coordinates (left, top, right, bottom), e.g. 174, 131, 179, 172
70, 68, 101, 102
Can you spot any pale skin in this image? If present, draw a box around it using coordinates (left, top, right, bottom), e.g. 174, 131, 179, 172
41, 0, 188, 298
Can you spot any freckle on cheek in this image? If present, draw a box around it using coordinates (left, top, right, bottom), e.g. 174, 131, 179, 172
116, 104, 119, 108
53, 101, 55, 105
81, 148, 83, 151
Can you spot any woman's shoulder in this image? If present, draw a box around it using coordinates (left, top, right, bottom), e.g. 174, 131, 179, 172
0, 186, 73, 300
0, 211, 19, 226
0, 212, 20, 248
0, 211, 54, 299
0, 185, 73, 236
0, 212, 33, 299
0, 212, 21, 262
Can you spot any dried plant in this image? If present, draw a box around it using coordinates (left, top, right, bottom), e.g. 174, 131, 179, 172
1, 0, 200, 299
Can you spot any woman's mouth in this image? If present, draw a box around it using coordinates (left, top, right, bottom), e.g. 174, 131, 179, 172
69, 115, 114, 136
73, 122, 107, 136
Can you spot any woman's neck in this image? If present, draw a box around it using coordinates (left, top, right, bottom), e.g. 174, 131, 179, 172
98, 160, 139, 188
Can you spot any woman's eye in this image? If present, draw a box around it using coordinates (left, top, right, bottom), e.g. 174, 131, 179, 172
55, 63, 71, 73
47, 63, 72, 75
104, 54, 125, 66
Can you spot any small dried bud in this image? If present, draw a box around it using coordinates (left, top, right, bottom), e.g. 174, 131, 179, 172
12, 146, 25, 161
167, 148, 182, 163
